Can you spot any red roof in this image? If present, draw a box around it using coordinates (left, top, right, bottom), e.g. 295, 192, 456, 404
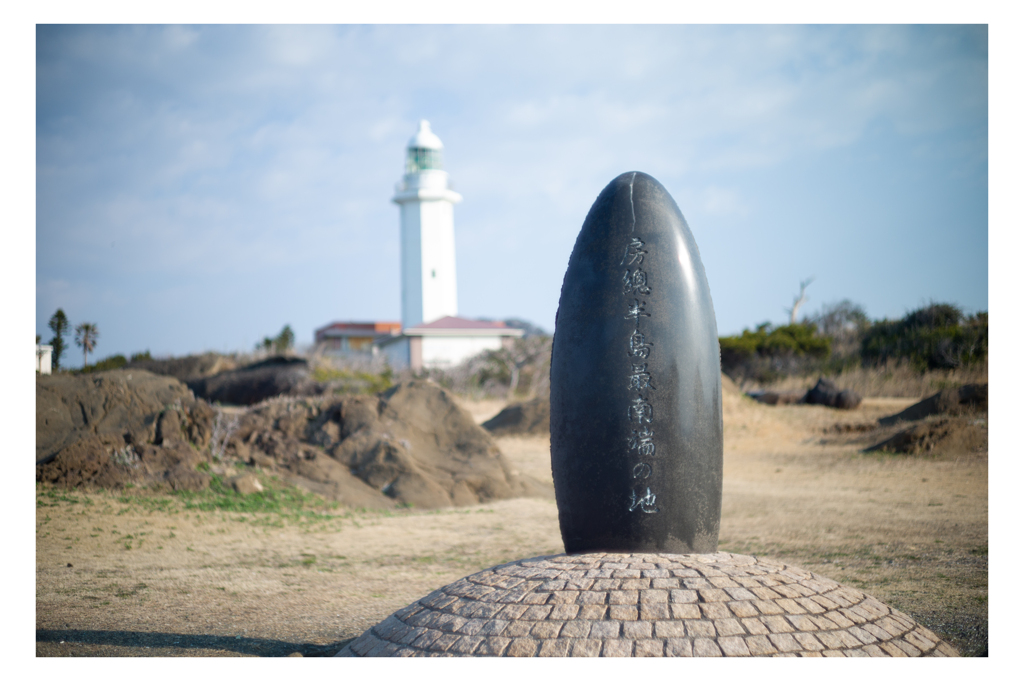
408, 316, 509, 330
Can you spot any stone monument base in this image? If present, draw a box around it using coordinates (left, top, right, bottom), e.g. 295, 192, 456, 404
337, 552, 957, 657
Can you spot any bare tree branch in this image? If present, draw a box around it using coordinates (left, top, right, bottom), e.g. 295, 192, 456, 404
786, 277, 815, 325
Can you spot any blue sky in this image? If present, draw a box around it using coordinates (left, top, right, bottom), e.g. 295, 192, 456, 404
34, 24, 988, 364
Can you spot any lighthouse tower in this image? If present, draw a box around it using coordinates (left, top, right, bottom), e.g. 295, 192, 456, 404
392, 120, 462, 328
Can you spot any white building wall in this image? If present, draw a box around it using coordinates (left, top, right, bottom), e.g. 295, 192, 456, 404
399, 206, 424, 328
421, 335, 503, 369
36, 345, 53, 374
381, 337, 411, 370
418, 200, 458, 325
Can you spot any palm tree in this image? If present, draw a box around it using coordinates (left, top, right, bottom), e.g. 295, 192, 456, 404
75, 322, 99, 369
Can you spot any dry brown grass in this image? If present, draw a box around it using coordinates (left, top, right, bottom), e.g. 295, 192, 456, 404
736, 360, 988, 399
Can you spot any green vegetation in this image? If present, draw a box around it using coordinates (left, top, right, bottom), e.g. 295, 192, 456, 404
48, 309, 69, 371
720, 301, 987, 385
74, 322, 99, 369
861, 304, 987, 371
257, 324, 295, 354
311, 364, 394, 394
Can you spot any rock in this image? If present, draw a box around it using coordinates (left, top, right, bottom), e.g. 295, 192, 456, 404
866, 416, 987, 455
36, 369, 201, 465
803, 377, 862, 410
187, 356, 315, 406
481, 397, 550, 436
227, 473, 263, 495
879, 383, 987, 426
36, 369, 217, 490
217, 380, 551, 509
128, 352, 239, 383
550, 171, 723, 554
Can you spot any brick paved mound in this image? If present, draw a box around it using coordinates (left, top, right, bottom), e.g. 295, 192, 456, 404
338, 552, 958, 657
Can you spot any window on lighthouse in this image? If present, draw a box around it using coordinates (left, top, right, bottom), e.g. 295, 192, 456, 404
406, 147, 442, 173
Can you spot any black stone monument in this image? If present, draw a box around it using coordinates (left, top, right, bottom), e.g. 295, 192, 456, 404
550, 172, 723, 554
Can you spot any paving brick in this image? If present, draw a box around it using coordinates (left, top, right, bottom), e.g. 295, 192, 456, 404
592, 579, 620, 591
844, 648, 869, 657
633, 639, 664, 657
608, 589, 638, 605
796, 597, 825, 614
669, 588, 698, 603
686, 620, 716, 638
793, 633, 824, 652
745, 635, 778, 656
428, 633, 461, 652
664, 638, 693, 656
892, 639, 921, 657
786, 614, 819, 632
393, 603, 424, 621
590, 620, 621, 638
505, 638, 539, 657
879, 641, 907, 657
653, 620, 687, 638
620, 578, 651, 590
741, 618, 770, 636
522, 605, 553, 620
862, 623, 891, 641
578, 604, 608, 620
577, 590, 607, 605
698, 602, 731, 619
761, 615, 795, 633
840, 607, 867, 624
641, 603, 671, 620
640, 589, 669, 603
753, 599, 785, 615
530, 620, 564, 639
693, 638, 723, 657
683, 578, 712, 589
477, 619, 510, 636
538, 639, 571, 657
609, 605, 639, 620
698, 588, 730, 602
410, 629, 443, 650
601, 639, 632, 657
536, 579, 566, 592
522, 592, 551, 605
814, 631, 844, 649
670, 603, 701, 619
876, 616, 908, 638
564, 578, 595, 590
616, 620, 650, 639
651, 578, 680, 589
503, 620, 534, 638
822, 610, 854, 628
714, 618, 746, 637
832, 629, 864, 649
728, 600, 760, 618
750, 587, 781, 600
768, 633, 802, 653
904, 629, 935, 652
719, 637, 751, 657
569, 639, 601, 656
810, 594, 839, 610
558, 619, 592, 638
548, 603, 579, 620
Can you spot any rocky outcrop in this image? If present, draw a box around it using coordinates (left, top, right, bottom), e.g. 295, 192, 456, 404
803, 377, 862, 410
187, 356, 317, 406
879, 384, 987, 426
224, 381, 550, 509
481, 397, 550, 436
36, 369, 215, 490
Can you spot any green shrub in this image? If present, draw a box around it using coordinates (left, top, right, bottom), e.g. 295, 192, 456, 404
861, 304, 987, 370
78, 354, 128, 374
720, 323, 831, 383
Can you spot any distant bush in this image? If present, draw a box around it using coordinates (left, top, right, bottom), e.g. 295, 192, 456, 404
719, 323, 831, 384
861, 303, 987, 371
130, 350, 152, 362
78, 354, 128, 374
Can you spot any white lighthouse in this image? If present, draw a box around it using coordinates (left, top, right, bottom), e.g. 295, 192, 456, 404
392, 120, 462, 328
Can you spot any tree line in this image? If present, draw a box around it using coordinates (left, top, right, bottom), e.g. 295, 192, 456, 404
719, 301, 988, 384
42, 309, 102, 371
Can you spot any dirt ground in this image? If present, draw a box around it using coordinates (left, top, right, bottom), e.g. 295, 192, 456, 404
36, 391, 987, 657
